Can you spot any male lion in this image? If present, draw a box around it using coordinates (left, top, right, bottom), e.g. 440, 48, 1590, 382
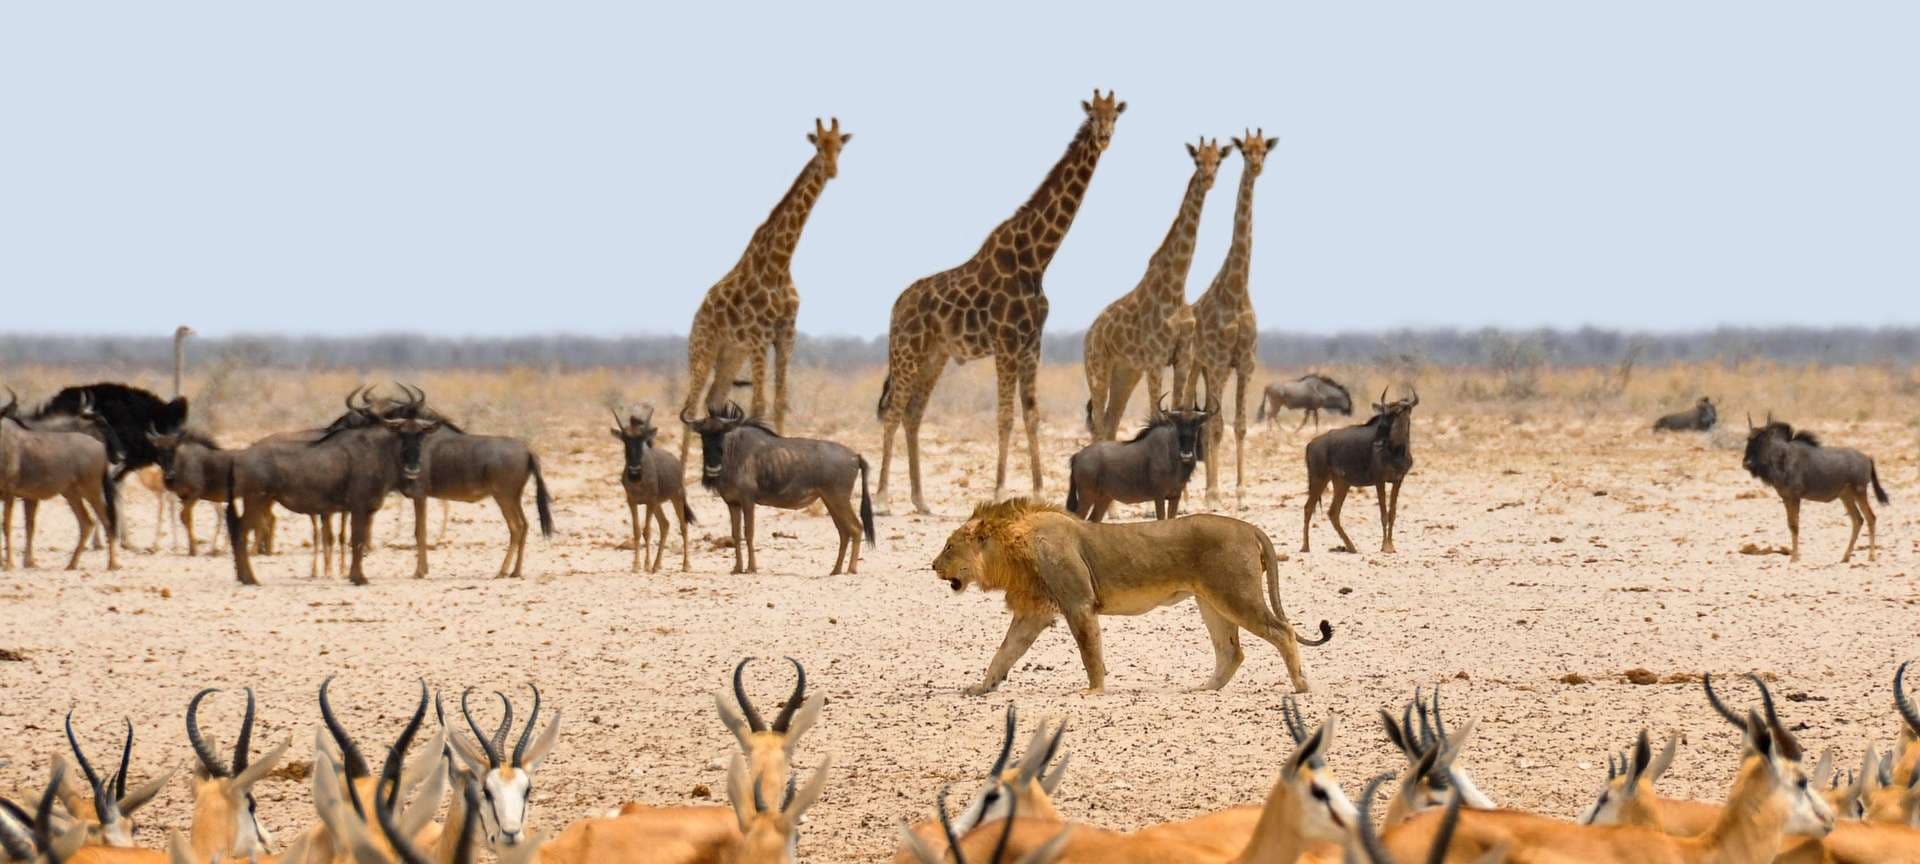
933, 498, 1333, 695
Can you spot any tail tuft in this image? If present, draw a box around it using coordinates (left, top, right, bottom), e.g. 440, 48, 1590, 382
1064, 470, 1080, 515
529, 454, 555, 538
857, 456, 877, 545
680, 500, 697, 525
100, 468, 119, 539
1871, 462, 1891, 505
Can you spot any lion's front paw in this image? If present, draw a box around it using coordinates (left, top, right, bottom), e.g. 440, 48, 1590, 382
963, 683, 998, 697
1078, 687, 1105, 697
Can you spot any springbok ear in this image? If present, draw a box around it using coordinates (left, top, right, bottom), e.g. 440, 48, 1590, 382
1014, 824, 1075, 864
445, 726, 489, 778
523, 711, 562, 771
1646, 734, 1679, 783
609, 428, 625, 440
49, 756, 87, 817
234, 736, 292, 790
1041, 751, 1071, 796
784, 756, 832, 821
118, 761, 179, 814
399, 750, 448, 841
781, 696, 825, 755
725, 755, 754, 832
714, 692, 753, 752
897, 819, 944, 864
1378, 709, 1411, 758
397, 727, 447, 802
165, 829, 197, 864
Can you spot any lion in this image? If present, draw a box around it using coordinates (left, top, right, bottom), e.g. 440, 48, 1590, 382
932, 498, 1333, 696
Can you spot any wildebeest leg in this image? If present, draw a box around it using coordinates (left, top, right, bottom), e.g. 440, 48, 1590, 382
309, 516, 322, 578
1840, 493, 1863, 564
1295, 409, 1310, 432
823, 493, 858, 575
412, 495, 430, 579
637, 499, 652, 572
1063, 609, 1107, 694
966, 613, 1053, 696
345, 509, 371, 586
22, 499, 38, 569
1376, 483, 1395, 553
1196, 603, 1245, 691
741, 502, 759, 574
650, 503, 670, 573
727, 503, 744, 574
434, 500, 450, 549
498, 491, 529, 578
1, 497, 12, 569
1783, 497, 1801, 562
1089, 500, 1110, 523
1168, 490, 1183, 519
1301, 472, 1325, 553
1387, 480, 1404, 549
1153, 500, 1166, 520
1858, 490, 1878, 562
1327, 480, 1357, 553
63, 492, 92, 571
675, 492, 690, 572
318, 514, 333, 579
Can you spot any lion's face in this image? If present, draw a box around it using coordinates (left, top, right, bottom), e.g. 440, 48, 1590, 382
932, 521, 988, 593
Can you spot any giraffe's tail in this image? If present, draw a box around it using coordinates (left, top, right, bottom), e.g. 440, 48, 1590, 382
876, 372, 894, 420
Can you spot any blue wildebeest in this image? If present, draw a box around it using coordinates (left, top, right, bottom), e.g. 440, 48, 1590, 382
1742, 415, 1889, 562
1063, 400, 1212, 522
0, 390, 119, 571
612, 404, 694, 573
1301, 387, 1418, 554
1653, 396, 1717, 432
1257, 374, 1354, 431
402, 401, 554, 580
686, 402, 875, 575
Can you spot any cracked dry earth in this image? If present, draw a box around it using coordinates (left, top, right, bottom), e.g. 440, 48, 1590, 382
2, 410, 1917, 861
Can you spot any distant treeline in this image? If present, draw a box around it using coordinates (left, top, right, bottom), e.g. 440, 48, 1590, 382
2, 327, 1917, 372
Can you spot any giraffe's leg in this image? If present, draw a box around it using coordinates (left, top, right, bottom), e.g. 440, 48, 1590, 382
1099, 367, 1142, 443
772, 323, 794, 434
1144, 366, 1166, 411
1232, 364, 1250, 502
991, 356, 1019, 501
1200, 368, 1225, 507
1082, 351, 1111, 440
1020, 356, 1043, 496
903, 354, 947, 516
678, 334, 718, 468
748, 346, 770, 420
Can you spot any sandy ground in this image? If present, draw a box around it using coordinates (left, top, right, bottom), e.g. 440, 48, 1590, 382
3, 405, 1918, 861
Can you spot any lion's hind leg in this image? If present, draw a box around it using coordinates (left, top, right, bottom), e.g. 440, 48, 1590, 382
1202, 585, 1313, 694
1196, 602, 1245, 691
1063, 608, 1107, 695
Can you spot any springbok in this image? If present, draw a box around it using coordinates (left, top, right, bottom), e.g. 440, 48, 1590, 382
893, 706, 1069, 864
445, 685, 561, 849
0, 391, 119, 572
311, 678, 450, 864
1377, 687, 1498, 818
612, 405, 694, 573
898, 785, 1072, 864
1350, 772, 1495, 864
684, 402, 876, 575
56, 714, 172, 848
182, 688, 291, 862
1301, 387, 1417, 554
2, 765, 88, 864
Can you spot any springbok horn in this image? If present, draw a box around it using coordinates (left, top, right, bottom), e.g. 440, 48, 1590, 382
0, 797, 32, 861
733, 658, 769, 733
1431, 683, 1449, 739
488, 692, 513, 765
511, 684, 541, 768
232, 688, 255, 776
319, 677, 372, 791
63, 713, 114, 827
111, 720, 132, 803
1748, 673, 1803, 761
1896, 661, 1920, 737
1701, 673, 1746, 730
987, 705, 1018, 779
1280, 695, 1307, 745
771, 658, 806, 734
935, 784, 966, 864
186, 689, 230, 778
382, 681, 430, 809
460, 688, 502, 768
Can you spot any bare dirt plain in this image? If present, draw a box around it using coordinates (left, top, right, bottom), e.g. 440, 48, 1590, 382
2, 363, 1918, 862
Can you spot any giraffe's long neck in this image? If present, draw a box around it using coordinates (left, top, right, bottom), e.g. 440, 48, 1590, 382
1210, 167, 1260, 300
979, 121, 1106, 274
746, 155, 830, 273
1143, 168, 1212, 301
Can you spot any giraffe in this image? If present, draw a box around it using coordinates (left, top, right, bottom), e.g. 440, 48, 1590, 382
677, 117, 850, 467
1186, 129, 1278, 506
1082, 137, 1228, 441
875, 91, 1125, 514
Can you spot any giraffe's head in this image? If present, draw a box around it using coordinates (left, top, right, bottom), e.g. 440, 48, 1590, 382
1185, 137, 1229, 187
1080, 89, 1126, 152
1230, 128, 1281, 178
806, 117, 852, 179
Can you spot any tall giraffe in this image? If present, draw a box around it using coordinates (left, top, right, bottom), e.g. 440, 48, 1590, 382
1187, 129, 1278, 506
1082, 138, 1227, 441
875, 91, 1125, 514
677, 117, 850, 466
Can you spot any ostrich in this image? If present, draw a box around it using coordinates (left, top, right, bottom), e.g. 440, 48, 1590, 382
136, 326, 195, 551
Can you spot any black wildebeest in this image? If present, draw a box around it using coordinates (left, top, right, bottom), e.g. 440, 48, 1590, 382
1256, 374, 1354, 431
1742, 414, 1889, 562
1653, 396, 1717, 432
1063, 400, 1213, 522
31, 383, 187, 474
402, 410, 554, 580
224, 391, 439, 586
1301, 387, 1418, 554
612, 404, 694, 573
0, 390, 119, 571
685, 402, 875, 575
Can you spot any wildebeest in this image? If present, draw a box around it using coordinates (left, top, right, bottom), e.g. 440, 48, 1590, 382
612, 404, 694, 573
146, 427, 233, 556
1742, 414, 1890, 562
1301, 387, 1418, 554
1064, 400, 1212, 522
685, 402, 875, 575
30, 382, 187, 474
0, 390, 119, 571
1653, 396, 1717, 431
401, 407, 554, 580
224, 390, 439, 586
1256, 374, 1354, 431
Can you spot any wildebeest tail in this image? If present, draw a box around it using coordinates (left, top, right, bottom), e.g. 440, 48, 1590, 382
680, 500, 697, 524
1259, 528, 1333, 647
1064, 466, 1080, 514
100, 466, 119, 538
529, 454, 554, 538
857, 456, 877, 545
1083, 399, 1094, 434
1871, 461, 1890, 505
875, 373, 893, 420
1255, 392, 1269, 422
224, 463, 245, 554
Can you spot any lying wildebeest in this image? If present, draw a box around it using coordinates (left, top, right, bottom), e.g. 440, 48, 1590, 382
612, 404, 693, 573
1742, 414, 1890, 562
686, 402, 875, 575
1653, 396, 1717, 432
1302, 387, 1418, 554
1063, 400, 1212, 522
0, 390, 119, 571
1256, 374, 1354, 431
932, 498, 1332, 695
400, 404, 554, 580
224, 389, 439, 585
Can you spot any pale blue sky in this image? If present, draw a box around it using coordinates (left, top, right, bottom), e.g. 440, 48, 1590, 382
2, 2, 1914, 338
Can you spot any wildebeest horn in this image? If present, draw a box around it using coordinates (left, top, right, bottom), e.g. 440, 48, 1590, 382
346, 386, 364, 413
725, 401, 744, 420
1379, 387, 1389, 406
1896, 661, 1920, 738
639, 404, 654, 424
511, 684, 541, 768
732, 658, 767, 733
610, 407, 626, 432
1747, 413, 1755, 430
770, 658, 806, 734
186, 689, 229, 778
1406, 385, 1420, 408
1766, 411, 1774, 425
0, 388, 15, 416
460, 688, 503, 769
681, 405, 697, 425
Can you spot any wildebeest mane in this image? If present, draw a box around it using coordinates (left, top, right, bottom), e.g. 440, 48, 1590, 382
1297, 373, 1350, 401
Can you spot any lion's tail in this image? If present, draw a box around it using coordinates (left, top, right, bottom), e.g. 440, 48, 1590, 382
1260, 528, 1333, 647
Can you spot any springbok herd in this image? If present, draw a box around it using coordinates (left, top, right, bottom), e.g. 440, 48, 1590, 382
5, 659, 1920, 863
